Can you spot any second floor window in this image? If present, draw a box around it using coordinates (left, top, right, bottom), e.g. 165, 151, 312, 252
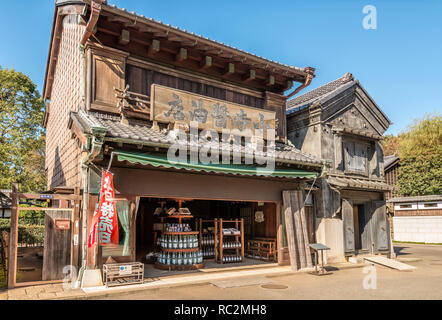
344, 141, 368, 173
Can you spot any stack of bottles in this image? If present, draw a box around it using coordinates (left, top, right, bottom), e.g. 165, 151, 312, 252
221, 255, 242, 263
158, 251, 203, 266
158, 235, 199, 249
166, 223, 192, 232
201, 247, 215, 257
201, 233, 215, 257
222, 242, 241, 249
201, 234, 215, 245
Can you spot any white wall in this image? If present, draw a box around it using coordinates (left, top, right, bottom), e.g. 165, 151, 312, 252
315, 218, 346, 264
393, 216, 442, 243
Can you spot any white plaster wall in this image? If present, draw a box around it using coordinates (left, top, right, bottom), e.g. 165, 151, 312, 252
315, 218, 346, 264
393, 216, 442, 243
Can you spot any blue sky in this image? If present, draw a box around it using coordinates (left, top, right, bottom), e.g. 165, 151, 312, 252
0, 0, 441, 135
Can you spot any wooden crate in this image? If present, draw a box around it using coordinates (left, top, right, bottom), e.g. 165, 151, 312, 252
103, 262, 144, 287
247, 238, 277, 262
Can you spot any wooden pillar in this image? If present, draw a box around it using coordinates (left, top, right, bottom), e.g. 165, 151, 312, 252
7, 183, 19, 289
130, 200, 137, 262
276, 202, 283, 265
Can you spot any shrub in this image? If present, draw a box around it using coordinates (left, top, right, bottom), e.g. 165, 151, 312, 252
0, 219, 44, 245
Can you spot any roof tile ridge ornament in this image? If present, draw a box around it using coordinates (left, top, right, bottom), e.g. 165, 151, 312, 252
342, 72, 354, 83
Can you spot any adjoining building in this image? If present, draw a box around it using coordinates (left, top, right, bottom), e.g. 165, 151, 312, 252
388, 195, 442, 244
0, 190, 11, 218
384, 154, 400, 200
286, 73, 393, 262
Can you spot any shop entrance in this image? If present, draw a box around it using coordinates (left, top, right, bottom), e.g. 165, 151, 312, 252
135, 197, 278, 277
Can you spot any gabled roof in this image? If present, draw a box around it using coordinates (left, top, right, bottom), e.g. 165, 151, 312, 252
285, 73, 392, 133
70, 109, 323, 168
384, 155, 400, 170
287, 73, 355, 112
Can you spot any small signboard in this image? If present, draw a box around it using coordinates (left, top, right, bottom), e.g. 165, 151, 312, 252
119, 265, 132, 275
55, 219, 71, 230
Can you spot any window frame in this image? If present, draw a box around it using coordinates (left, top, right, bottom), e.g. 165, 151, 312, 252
342, 139, 370, 176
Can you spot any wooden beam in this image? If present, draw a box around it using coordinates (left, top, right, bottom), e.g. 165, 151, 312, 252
224, 63, 235, 76
286, 80, 294, 90
267, 75, 275, 86
118, 29, 130, 45
8, 183, 19, 289
243, 69, 256, 82
148, 39, 160, 55
200, 56, 212, 69
176, 47, 188, 62
168, 34, 182, 42
15, 193, 82, 201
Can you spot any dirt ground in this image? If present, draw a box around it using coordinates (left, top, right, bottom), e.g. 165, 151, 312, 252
16, 247, 43, 283
98, 243, 442, 300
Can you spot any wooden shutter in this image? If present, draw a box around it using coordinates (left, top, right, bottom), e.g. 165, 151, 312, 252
355, 143, 367, 172
282, 190, 312, 270
372, 201, 389, 251
342, 198, 355, 254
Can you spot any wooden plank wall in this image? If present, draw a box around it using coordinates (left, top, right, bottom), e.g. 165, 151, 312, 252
282, 190, 312, 270
42, 210, 72, 280
126, 64, 265, 110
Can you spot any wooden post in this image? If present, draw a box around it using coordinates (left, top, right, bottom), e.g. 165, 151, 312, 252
219, 218, 223, 263
130, 200, 136, 262
240, 218, 244, 261
8, 183, 19, 289
276, 202, 283, 265
70, 187, 81, 270
282, 190, 299, 270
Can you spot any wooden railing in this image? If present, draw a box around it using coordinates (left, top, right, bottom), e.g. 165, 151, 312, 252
114, 86, 151, 122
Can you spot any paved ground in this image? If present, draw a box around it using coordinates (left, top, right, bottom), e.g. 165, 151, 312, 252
2, 243, 441, 300
97, 243, 442, 300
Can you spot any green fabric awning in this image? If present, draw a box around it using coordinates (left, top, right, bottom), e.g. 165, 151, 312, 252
114, 150, 317, 179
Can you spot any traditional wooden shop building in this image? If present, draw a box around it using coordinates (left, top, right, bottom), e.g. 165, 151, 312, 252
43, 0, 324, 283
286, 73, 393, 262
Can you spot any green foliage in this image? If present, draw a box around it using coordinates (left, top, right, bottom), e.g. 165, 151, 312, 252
396, 113, 442, 196
382, 134, 400, 156
0, 67, 46, 192
0, 219, 45, 245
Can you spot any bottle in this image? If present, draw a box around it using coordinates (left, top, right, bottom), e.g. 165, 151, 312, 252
178, 236, 183, 249
173, 236, 178, 249
183, 253, 187, 265
177, 252, 182, 265
183, 235, 188, 249
166, 253, 171, 265
172, 252, 176, 265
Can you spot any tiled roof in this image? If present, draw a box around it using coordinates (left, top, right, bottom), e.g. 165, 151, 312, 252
388, 195, 442, 203
384, 155, 400, 169
94, 1, 310, 76
327, 174, 391, 192
72, 110, 323, 167
286, 73, 355, 112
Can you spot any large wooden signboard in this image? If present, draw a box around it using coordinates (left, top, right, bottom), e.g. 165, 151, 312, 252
151, 84, 276, 137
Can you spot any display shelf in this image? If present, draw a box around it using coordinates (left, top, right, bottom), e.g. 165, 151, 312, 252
161, 247, 199, 253
198, 219, 218, 261
216, 218, 244, 264
163, 231, 199, 236
154, 262, 204, 271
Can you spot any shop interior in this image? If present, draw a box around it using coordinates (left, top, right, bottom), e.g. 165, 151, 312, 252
136, 197, 279, 277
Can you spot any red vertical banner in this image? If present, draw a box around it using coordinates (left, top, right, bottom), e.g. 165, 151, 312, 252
88, 170, 119, 248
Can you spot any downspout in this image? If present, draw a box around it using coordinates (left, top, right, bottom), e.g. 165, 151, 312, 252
77, 126, 107, 284
287, 67, 315, 99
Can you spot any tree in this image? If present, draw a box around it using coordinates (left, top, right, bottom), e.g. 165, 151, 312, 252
397, 113, 442, 196
0, 68, 46, 192
382, 134, 401, 156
